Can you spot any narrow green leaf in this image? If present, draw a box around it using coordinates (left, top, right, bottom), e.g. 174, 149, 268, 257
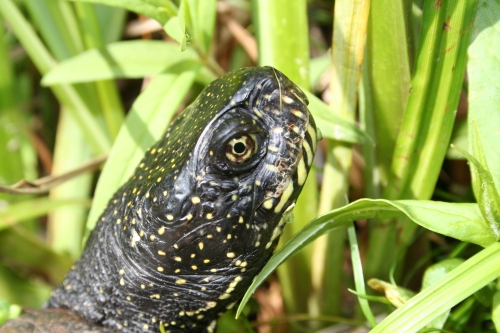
64, 0, 171, 24
237, 198, 494, 317
468, 0, 500, 191
0, 0, 111, 155
304, 90, 371, 144
48, 110, 93, 260
385, 0, 478, 200
192, 0, 217, 54
0, 198, 90, 231
421, 258, 463, 330
371, 242, 500, 333
364, 0, 412, 184
85, 67, 199, 238
348, 224, 377, 327
492, 290, 500, 332
42, 40, 200, 85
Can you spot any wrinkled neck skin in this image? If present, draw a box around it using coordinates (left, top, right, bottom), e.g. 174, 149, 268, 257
47, 67, 317, 333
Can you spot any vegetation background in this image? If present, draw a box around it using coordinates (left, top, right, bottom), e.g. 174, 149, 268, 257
0, 0, 500, 332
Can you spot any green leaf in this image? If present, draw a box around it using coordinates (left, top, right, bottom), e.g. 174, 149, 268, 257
190, 0, 216, 55
363, 0, 413, 185
371, 242, 500, 333
493, 290, 500, 332
164, 17, 187, 51
468, 0, 500, 191
237, 198, 494, 317
63, 0, 171, 24
421, 258, 464, 330
0, 198, 90, 232
384, 0, 478, 200
452, 133, 500, 240
84, 67, 199, 238
304, 90, 371, 144
42, 40, 200, 85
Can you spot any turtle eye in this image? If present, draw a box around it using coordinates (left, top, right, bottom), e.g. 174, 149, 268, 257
225, 134, 257, 164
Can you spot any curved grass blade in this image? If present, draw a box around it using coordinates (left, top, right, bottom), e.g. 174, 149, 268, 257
237, 198, 493, 317
62, 0, 173, 24
42, 40, 200, 85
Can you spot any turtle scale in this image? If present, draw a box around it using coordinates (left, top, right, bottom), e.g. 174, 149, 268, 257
1, 67, 317, 333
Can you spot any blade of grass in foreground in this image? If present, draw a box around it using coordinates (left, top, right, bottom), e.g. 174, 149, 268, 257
371, 242, 500, 333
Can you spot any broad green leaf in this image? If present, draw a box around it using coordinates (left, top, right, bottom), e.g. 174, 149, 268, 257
0, 198, 90, 232
63, 0, 172, 24
191, 0, 217, 55
85, 67, 199, 238
42, 40, 200, 85
237, 198, 493, 317
304, 90, 370, 144
468, 0, 500, 191
363, 0, 412, 185
421, 258, 464, 330
452, 136, 500, 239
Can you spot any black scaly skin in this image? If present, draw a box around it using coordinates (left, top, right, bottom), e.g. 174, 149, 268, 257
1, 66, 318, 333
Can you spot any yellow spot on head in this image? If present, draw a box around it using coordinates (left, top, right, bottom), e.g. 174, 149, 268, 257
158, 227, 165, 235
116, 219, 121, 224
119, 269, 125, 275
166, 214, 174, 220
199, 242, 204, 250
157, 266, 164, 272
120, 278, 125, 286
174, 256, 182, 262
206, 213, 213, 219
227, 252, 235, 258
204, 259, 210, 263
191, 265, 198, 270
262, 197, 274, 209
176, 279, 186, 284
192, 196, 201, 204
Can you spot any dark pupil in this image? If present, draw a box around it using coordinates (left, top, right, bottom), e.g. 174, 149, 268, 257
233, 142, 246, 154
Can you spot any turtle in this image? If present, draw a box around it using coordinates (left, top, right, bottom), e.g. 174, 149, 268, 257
0, 66, 318, 333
